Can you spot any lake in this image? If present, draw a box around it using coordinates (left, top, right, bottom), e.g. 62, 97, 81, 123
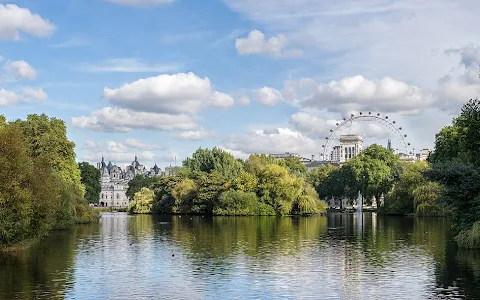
1, 213, 479, 299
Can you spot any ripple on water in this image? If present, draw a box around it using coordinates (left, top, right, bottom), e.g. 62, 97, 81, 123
1, 213, 479, 299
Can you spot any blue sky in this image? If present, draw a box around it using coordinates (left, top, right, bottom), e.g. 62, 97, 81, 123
1, 0, 480, 169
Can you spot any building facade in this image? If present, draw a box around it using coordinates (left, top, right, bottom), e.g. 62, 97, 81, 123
330, 134, 363, 163
97, 156, 162, 208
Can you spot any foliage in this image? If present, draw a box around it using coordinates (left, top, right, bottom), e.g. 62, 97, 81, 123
244, 154, 275, 176
12, 114, 85, 196
232, 171, 258, 192
182, 147, 243, 179
257, 164, 304, 215
415, 202, 443, 217
127, 148, 326, 216
0, 117, 96, 247
171, 178, 197, 213
427, 99, 480, 248
307, 164, 339, 197
454, 221, 480, 249
126, 175, 160, 199
381, 161, 442, 215
78, 162, 101, 204
342, 144, 401, 203
213, 190, 275, 216
426, 162, 480, 230
128, 188, 155, 214
276, 157, 307, 177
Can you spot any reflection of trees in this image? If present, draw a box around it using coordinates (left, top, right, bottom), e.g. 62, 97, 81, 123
435, 242, 480, 299
170, 216, 327, 259
0, 224, 96, 299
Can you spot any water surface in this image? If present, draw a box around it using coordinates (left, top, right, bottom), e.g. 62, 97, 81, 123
1, 213, 479, 299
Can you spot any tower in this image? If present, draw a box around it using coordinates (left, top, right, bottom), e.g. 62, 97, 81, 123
387, 139, 392, 150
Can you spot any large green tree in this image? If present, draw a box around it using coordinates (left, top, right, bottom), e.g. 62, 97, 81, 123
183, 147, 243, 179
78, 162, 101, 204
12, 114, 84, 195
342, 144, 401, 203
427, 98, 480, 248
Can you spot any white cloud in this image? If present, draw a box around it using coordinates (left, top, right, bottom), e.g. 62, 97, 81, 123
235, 29, 301, 57
21, 88, 47, 102
81, 140, 163, 165
71, 107, 198, 132
236, 29, 286, 56
3, 60, 36, 80
176, 129, 218, 140
125, 138, 165, 150
224, 0, 480, 88
0, 4, 55, 40
236, 96, 250, 106
218, 146, 250, 160
78, 58, 178, 73
289, 112, 338, 139
103, 72, 234, 114
0, 89, 21, 106
105, 0, 174, 7
436, 46, 480, 111
284, 75, 435, 115
257, 87, 282, 106
223, 127, 317, 155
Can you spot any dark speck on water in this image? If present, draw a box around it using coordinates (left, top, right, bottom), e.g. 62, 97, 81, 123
0, 212, 479, 299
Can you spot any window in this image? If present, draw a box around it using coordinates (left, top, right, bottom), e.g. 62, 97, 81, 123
116, 193, 120, 199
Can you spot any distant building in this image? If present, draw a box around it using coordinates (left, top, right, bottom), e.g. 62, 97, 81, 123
330, 134, 363, 163
97, 156, 163, 208
416, 149, 432, 161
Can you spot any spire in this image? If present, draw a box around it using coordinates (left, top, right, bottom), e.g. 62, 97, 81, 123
102, 155, 104, 163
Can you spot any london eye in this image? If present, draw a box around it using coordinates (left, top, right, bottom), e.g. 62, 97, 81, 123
321, 112, 411, 162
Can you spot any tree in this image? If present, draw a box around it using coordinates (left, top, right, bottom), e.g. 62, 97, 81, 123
382, 161, 432, 215
128, 188, 155, 214
0, 125, 34, 245
78, 162, 101, 204
183, 147, 243, 179
12, 114, 84, 196
244, 154, 275, 176
342, 144, 401, 203
232, 171, 258, 192
126, 175, 159, 199
427, 99, 480, 248
276, 157, 307, 176
307, 164, 339, 198
257, 164, 304, 215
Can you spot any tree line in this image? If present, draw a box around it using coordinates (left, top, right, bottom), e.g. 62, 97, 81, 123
0, 114, 97, 247
127, 148, 327, 216
307, 98, 480, 249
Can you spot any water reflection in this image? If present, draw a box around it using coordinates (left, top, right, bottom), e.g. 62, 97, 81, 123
0, 213, 479, 299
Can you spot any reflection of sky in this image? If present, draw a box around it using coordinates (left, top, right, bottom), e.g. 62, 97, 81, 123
65, 213, 451, 299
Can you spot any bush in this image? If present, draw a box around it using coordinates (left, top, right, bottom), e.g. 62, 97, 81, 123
455, 221, 480, 249
415, 202, 443, 217
128, 188, 155, 214
213, 190, 259, 215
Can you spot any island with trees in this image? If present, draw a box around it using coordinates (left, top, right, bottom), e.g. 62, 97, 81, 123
1, 99, 480, 250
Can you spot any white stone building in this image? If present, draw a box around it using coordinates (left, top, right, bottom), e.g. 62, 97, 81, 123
97, 156, 162, 208
330, 134, 363, 163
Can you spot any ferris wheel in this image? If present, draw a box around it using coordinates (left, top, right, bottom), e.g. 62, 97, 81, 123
321, 112, 411, 162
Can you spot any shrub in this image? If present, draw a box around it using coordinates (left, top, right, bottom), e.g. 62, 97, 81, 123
415, 202, 443, 217
454, 221, 480, 249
